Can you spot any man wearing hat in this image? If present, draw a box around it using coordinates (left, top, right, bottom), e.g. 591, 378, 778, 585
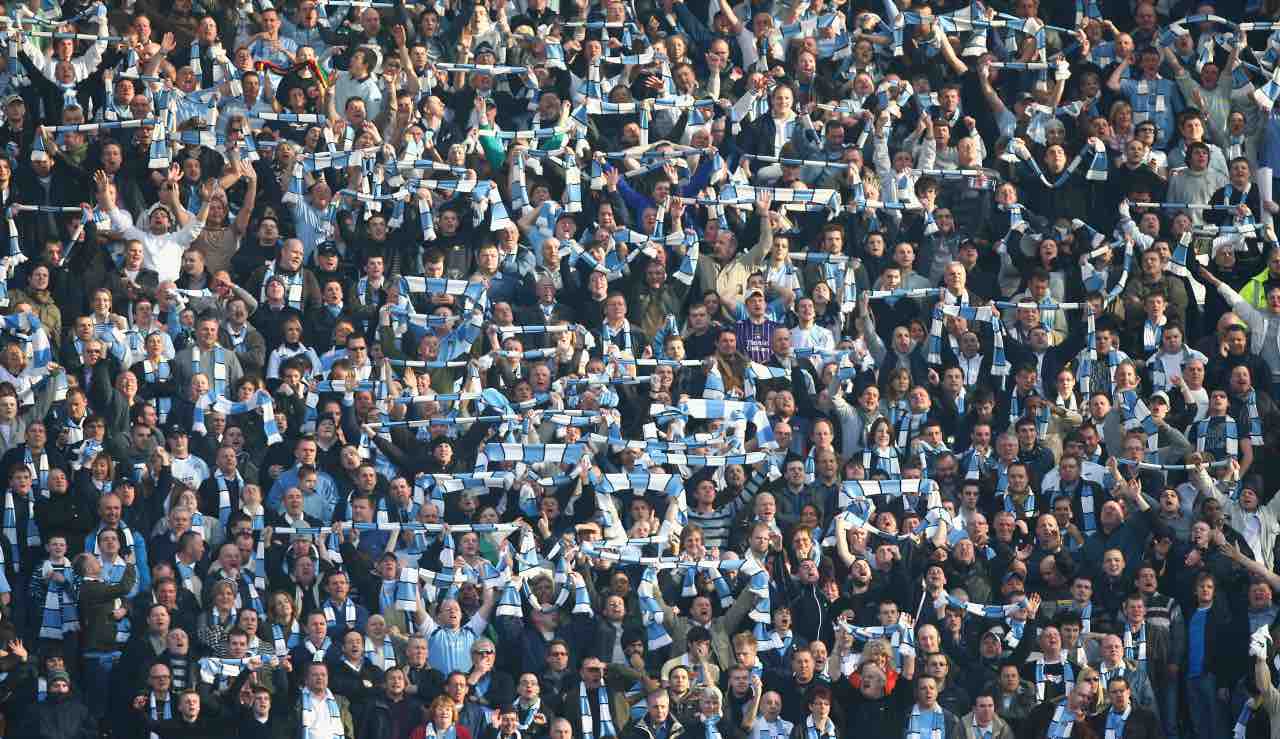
446, 42, 518, 134
311, 242, 350, 290
0, 94, 34, 158
14, 666, 96, 739
733, 286, 783, 363
346, 550, 423, 635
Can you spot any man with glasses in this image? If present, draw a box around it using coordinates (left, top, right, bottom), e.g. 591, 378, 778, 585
127, 662, 175, 734
466, 638, 514, 707
542, 640, 575, 707
342, 333, 374, 381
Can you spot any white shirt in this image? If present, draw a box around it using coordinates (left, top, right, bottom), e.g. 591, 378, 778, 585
107, 208, 205, 283
750, 716, 793, 739
1245, 512, 1264, 564
301, 690, 344, 738
171, 454, 210, 490
333, 73, 385, 121
791, 323, 835, 371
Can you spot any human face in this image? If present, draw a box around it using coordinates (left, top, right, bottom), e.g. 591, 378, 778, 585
178, 692, 200, 720
1108, 682, 1131, 712
1197, 577, 1215, 605
306, 664, 328, 692
546, 643, 569, 671
647, 693, 671, 724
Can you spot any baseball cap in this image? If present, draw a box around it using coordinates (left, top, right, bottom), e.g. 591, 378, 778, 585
317, 242, 340, 257
1149, 391, 1170, 406
746, 287, 766, 300
2, 95, 23, 107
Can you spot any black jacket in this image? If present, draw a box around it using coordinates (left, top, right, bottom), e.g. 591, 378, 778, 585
233, 707, 295, 739
358, 693, 424, 739
11, 690, 96, 739
1087, 706, 1162, 739
328, 657, 385, 727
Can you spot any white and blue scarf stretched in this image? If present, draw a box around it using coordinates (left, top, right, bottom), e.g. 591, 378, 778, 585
1193, 415, 1239, 461
304, 636, 332, 662
1235, 699, 1254, 739
149, 691, 173, 721
861, 446, 902, 477
24, 447, 48, 494
517, 699, 541, 730
262, 262, 306, 310
637, 566, 671, 650
141, 358, 172, 422
323, 599, 357, 632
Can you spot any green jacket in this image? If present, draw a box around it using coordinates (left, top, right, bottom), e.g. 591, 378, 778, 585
78, 564, 137, 652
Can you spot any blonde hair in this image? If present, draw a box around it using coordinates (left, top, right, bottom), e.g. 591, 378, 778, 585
1074, 666, 1108, 715
430, 695, 459, 724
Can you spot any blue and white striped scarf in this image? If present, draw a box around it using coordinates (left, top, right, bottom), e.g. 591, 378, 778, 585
579, 681, 618, 739
38, 558, 78, 639
302, 688, 344, 739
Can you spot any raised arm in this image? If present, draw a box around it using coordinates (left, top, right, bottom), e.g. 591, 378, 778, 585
742, 191, 775, 267
234, 162, 258, 235
933, 23, 968, 75
1106, 59, 1129, 93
